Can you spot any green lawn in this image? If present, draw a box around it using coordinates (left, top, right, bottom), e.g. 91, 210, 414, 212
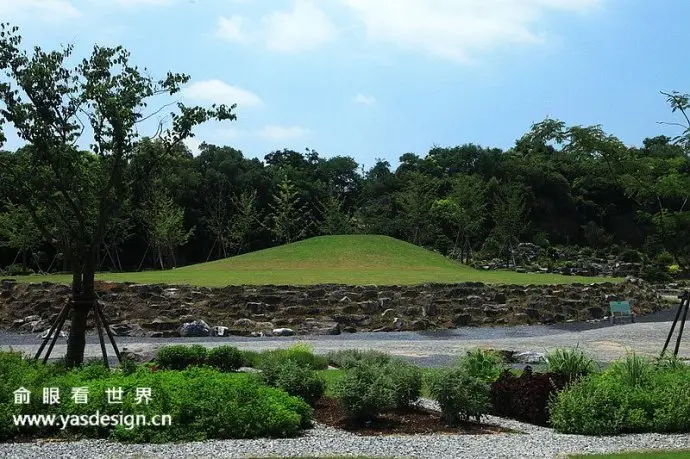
570, 452, 690, 458
9, 235, 620, 287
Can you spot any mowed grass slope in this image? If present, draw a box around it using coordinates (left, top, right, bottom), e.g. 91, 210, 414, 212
11, 235, 619, 287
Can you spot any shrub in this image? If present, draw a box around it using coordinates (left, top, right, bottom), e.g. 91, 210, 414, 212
619, 249, 643, 263
550, 356, 690, 435
240, 349, 261, 368
206, 346, 244, 372
428, 367, 491, 426
327, 349, 392, 369
258, 345, 328, 371
266, 359, 326, 405
490, 367, 570, 426
332, 363, 395, 421
458, 349, 505, 383
546, 347, 596, 381
119, 356, 138, 376
0, 357, 312, 442
156, 345, 207, 370
382, 359, 422, 409
532, 232, 550, 249
655, 251, 675, 267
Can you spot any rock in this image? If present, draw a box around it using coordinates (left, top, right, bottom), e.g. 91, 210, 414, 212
1, 279, 17, 290
393, 317, 404, 330
273, 327, 295, 337
110, 323, 146, 337
12, 319, 25, 327
342, 326, 357, 333
514, 351, 546, 364
24, 315, 40, 323
162, 288, 180, 299
379, 297, 393, 308
179, 320, 211, 337
381, 308, 396, 317
246, 302, 266, 314
30, 320, 49, 333
212, 325, 229, 336
39, 329, 67, 339
233, 318, 257, 328
453, 313, 472, 326
141, 318, 179, 331
121, 346, 156, 363
410, 319, 431, 331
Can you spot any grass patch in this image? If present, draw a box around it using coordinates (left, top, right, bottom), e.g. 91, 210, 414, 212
9, 235, 620, 286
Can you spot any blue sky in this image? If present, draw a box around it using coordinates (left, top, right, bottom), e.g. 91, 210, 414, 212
1, 0, 688, 169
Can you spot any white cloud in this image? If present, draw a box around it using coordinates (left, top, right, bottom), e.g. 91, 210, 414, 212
181, 80, 262, 108
215, 15, 248, 43
0, 0, 81, 22
354, 94, 376, 105
256, 125, 311, 140
341, 0, 603, 61
262, 0, 338, 52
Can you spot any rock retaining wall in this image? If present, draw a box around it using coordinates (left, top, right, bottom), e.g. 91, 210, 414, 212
0, 279, 665, 337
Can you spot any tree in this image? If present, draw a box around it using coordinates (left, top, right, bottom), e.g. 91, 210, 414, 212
229, 189, 260, 254
0, 24, 235, 366
264, 179, 310, 244
0, 202, 43, 270
317, 191, 353, 235
491, 183, 529, 267
201, 185, 232, 260
137, 187, 195, 269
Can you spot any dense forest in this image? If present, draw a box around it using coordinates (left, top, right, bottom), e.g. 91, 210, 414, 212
2, 115, 689, 277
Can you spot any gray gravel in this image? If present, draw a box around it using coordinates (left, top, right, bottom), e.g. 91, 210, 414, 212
2, 317, 689, 367
2, 400, 690, 459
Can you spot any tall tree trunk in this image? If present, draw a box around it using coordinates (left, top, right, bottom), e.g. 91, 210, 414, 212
65, 253, 95, 368
158, 247, 164, 270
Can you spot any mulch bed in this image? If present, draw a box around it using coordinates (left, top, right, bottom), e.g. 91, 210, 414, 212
312, 397, 511, 436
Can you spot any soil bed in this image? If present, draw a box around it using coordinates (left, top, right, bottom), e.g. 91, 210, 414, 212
312, 396, 512, 436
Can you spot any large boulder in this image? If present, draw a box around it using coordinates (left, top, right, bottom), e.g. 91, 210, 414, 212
273, 327, 295, 337
179, 320, 211, 337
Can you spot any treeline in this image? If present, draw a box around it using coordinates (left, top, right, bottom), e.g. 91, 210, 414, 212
1, 120, 689, 274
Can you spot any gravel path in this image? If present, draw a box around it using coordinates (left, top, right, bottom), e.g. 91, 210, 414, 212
2, 318, 688, 366
2, 399, 690, 459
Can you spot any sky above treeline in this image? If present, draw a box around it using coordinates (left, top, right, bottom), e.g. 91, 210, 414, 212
0, 0, 688, 168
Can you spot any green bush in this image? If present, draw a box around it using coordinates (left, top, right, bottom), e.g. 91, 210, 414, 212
206, 346, 244, 372
266, 359, 326, 405
618, 249, 643, 263
458, 349, 505, 383
0, 353, 312, 443
258, 345, 328, 371
332, 363, 395, 421
240, 349, 261, 368
550, 354, 690, 435
546, 347, 596, 381
326, 349, 392, 369
382, 359, 422, 409
428, 367, 491, 426
119, 356, 138, 376
156, 345, 207, 371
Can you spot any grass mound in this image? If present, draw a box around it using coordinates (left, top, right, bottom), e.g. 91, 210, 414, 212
11, 235, 618, 286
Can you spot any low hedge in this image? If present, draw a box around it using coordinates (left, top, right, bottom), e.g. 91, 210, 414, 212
0, 352, 312, 442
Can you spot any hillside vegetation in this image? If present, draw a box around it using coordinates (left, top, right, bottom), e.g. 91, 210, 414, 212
12, 235, 618, 287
